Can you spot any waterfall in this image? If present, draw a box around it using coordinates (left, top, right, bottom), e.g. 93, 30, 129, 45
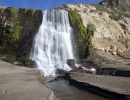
30, 9, 75, 76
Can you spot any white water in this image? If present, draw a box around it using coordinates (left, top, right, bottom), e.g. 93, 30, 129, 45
30, 9, 74, 76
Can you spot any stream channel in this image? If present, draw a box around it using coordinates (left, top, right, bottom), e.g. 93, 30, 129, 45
45, 79, 109, 100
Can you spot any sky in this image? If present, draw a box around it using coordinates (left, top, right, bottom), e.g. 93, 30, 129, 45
0, 0, 103, 10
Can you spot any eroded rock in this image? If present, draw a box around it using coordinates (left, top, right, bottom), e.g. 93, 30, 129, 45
67, 59, 77, 70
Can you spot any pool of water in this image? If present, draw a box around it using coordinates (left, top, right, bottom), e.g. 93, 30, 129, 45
45, 79, 109, 100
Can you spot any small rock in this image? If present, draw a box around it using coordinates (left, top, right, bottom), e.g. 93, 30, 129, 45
112, 51, 117, 55
13, 62, 19, 65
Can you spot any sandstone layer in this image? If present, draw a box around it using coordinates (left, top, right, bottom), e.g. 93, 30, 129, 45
69, 72, 130, 99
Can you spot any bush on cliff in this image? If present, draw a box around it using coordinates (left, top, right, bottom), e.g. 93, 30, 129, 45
68, 10, 96, 58
68, 10, 91, 46
25, 8, 35, 16
2, 55, 16, 63
9, 8, 22, 41
10, 8, 18, 21
10, 26, 22, 41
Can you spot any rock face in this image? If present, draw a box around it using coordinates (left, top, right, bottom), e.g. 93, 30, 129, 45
0, 7, 42, 61
67, 59, 76, 69
60, 2, 130, 59
100, 0, 130, 10
69, 72, 130, 99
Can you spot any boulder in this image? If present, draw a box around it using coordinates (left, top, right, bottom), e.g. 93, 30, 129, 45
67, 59, 77, 70
112, 51, 117, 55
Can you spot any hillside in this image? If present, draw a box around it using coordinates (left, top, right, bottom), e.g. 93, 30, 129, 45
60, 1, 130, 62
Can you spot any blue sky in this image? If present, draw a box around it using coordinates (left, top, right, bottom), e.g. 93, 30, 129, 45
0, 0, 103, 10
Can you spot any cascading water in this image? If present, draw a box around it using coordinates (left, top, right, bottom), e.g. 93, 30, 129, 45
30, 9, 75, 76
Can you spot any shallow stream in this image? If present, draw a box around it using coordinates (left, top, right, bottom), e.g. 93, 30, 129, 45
45, 79, 109, 100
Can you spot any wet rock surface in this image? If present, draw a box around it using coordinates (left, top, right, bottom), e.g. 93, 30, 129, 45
63, 58, 130, 99
68, 72, 130, 100
97, 67, 130, 77
97, 60, 130, 77
67, 59, 77, 70
80, 56, 130, 77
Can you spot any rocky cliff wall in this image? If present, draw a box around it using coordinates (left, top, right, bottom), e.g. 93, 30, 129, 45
60, 3, 130, 60
100, 0, 130, 9
0, 7, 42, 62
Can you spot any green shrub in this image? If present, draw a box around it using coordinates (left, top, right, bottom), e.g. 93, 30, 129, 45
9, 8, 23, 41
2, 55, 15, 62
68, 10, 96, 58
86, 23, 96, 36
68, 10, 96, 46
109, 9, 130, 21
68, 10, 82, 28
107, 0, 113, 6
25, 8, 35, 16
109, 13, 120, 21
10, 8, 18, 15
10, 8, 18, 22
68, 10, 88, 43
111, 9, 130, 19
10, 26, 22, 41
93, 4, 109, 13
121, 12, 130, 18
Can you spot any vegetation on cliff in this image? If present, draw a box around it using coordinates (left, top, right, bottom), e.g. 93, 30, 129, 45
10, 8, 18, 20
68, 10, 96, 58
24, 8, 36, 16
0, 8, 22, 42
93, 0, 130, 21
9, 8, 22, 41
100, 0, 130, 9
0, 7, 42, 63
9, 26, 22, 41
